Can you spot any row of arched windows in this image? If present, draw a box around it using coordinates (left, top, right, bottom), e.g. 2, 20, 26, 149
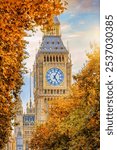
25, 131, 32, 135
23, 122, 34, 126
44, 97, 59, 102
44, 89, 65, 95
44, 55, 65, 62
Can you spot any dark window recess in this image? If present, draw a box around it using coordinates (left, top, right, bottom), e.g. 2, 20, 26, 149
57, 90, 59, 94
45, 90, 47, 94
63, 90, 65, 94
59, 56, 61, 62
50, 56, 52, 62
44, 56, 46, 62
44, 98, 47, 103
62, 56, 64, 61
51, 90, 53, 94
56, 56, 58, 62
53, 56, 55, 62
47, 56, 49, 62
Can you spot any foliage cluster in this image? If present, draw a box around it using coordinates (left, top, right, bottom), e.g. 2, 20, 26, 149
30, 46, 100, 150
0, 0, 66, 148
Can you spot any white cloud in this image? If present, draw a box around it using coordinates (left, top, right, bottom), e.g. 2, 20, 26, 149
62, 31, 84, 39
67, 0, 100, 13
61, 23, 71, 32
23, 27, 43, 71
79, 20, 85, 25
62, 25, 99, 74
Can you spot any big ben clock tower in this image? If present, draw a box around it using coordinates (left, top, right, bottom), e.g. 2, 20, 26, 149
33, 16, 72, 123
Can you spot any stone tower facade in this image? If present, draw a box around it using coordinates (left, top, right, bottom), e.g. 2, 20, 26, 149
16, 128, 23, 150
14, 97, 35, 150
33, 16, 72, 123
14, 99, 23, 150
23, 98, 35, 150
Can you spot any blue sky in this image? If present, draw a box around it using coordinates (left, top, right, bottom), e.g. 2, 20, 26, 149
20, 0, 100, 110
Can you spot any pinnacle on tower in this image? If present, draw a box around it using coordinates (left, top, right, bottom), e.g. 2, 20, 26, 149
29, 70, 32, 111
26, 102, 29, 113
53, 16, 60, 25
43, 15, 61, 36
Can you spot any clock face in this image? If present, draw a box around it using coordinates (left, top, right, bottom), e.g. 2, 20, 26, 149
46, 68, 64, 86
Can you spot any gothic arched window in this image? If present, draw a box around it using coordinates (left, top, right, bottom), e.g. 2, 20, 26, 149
56, 56, 58, 62
50, 56, 52, 62
57, 90, 59, 94
47, 56, 49, 62
53, 56, 55, 62
51, 90, 53, 94
44, 56, 46, 62
62, 56, 64, 62
59, 56, 61, 62
54, 90, 56, 94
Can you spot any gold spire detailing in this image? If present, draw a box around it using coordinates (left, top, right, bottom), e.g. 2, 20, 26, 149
29, 70, 32, 111
43, 16, 61, 36
26, 70, 34, 114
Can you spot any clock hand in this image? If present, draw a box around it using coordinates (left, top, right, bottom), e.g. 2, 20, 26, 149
55, 78, 59, 83
53, 72, 57, 79
53, 75, 56, 79
55, 69, 59, 77
53, 75, 59, 83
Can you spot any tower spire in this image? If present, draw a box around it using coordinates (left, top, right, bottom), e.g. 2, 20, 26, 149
43, 16, 60, 36
29, 70, 32, 111
30, 69, 31, 99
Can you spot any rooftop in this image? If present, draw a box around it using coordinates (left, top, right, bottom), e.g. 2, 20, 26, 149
38, 36, 68, 54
